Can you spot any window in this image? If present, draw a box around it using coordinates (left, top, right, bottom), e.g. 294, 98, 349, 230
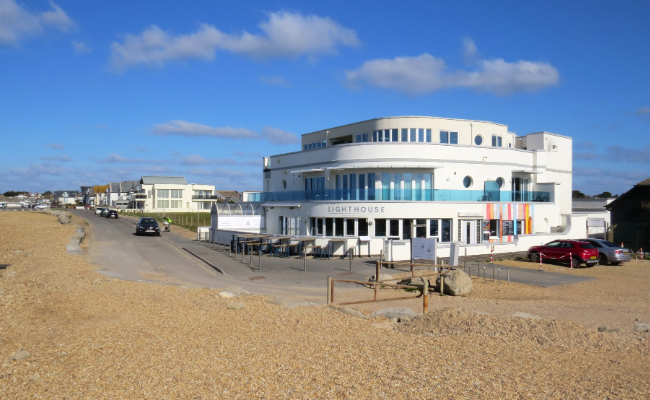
363, 133, 369, 142
426, 129, 431, 142
358, 219, 369, 236
345, 219, 355, 236
392, 129, 398, 142
367, 173, 375, 200
492, 135, 502, 147
441, 219, 451, 242
410, 128, 416, 142
403, 219, 412, 239
440, 131, 449, 143
475, 135, 483, 145
545, 241, 562, 247
497, 136, 502, 147
496, 177, 504, 188
355, 134, 362, 142
401, 128, 408, 142
450, 132, 458, 144
157, 189, 169, 198
170, 200, 182, 208
418, 128, 424, 142
156, 200, 169, 208
304, 145, 308, 150
375, 219, 387, 237
147, 190, 151, 198
463, 176, 473, 188
389, 220, 400, 237
430, 219, 439, 237
335, 218, 344, 237
384, 130, 390, 142
326, 218, 333, 236
430, 219, 452, 242
416, 219, 426, 238
489, 219, 500, 237
282, 180, 287, 189
516, 220, 524, 235
171, 189, 182, 198
359, 174, 366, 200
373, 130, 378, 142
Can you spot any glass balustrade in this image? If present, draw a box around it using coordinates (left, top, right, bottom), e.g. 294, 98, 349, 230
259, 189, 552, 202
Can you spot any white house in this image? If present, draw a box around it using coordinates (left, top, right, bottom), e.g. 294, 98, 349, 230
131, 176, 217, 212
214, 115, 607, 259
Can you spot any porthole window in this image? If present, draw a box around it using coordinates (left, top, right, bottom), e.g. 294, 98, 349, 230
474, 135, 483, 145
463, 176, 473, 188
282, 180, 287, 189
496, 177, 504, 188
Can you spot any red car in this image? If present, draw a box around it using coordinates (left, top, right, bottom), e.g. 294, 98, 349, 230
528, 240, 599, 268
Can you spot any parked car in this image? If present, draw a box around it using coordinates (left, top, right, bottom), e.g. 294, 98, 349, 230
105, 210, 118, 219
579, 238, 632, 265
34, 204, 49, 209
95, 207, 105, 215
528, 240, 599, 268
135, 217, 161, 236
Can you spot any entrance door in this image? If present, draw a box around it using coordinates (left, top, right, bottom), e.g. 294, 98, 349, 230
460, 220, 477, 244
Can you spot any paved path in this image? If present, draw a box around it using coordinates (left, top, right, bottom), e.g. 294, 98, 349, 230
463, 262, 595, 287
72, 210, 595, 304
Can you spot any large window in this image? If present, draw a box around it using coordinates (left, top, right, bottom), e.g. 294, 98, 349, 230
375, 219, 400, 237
170, 200, 182, 208
492, 135, 502, 147
489, 219, 500, 237
401, 128, 408, 142
450, 132, 458, 144
358, 219, 369, 236
335, 218, 344, 237
157, 189, 169, 198
171, 189, 183, 198
429, 219, 452, 242
391, 129, 398, 142
440, 131, 448, 143
156, 200, 169, 208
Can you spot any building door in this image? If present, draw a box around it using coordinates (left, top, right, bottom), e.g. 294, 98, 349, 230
460, 220, 477, 244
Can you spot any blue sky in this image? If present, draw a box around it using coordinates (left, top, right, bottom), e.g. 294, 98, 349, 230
1, 0, 649, 195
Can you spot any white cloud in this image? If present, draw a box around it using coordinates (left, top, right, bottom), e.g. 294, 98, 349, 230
100, 153, 145, 164
72, 40, 90, 54
39, 155, 72, 162
345, 46, 559, 96
634, 106, 650, 122
8, 162, 71, 177
262, 126, 299, 145
180, 155, 238, 166
45, 143, 64, 149
109, 11, 359, 71
462, 37, 477, 60
153, 120, 259, 140
259, 75, 289, 86
0, 0, 74, 46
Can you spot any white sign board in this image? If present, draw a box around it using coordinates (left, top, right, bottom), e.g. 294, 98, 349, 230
411, 237, 437, 261
218, 216, 265, 230
587, 218, 605, 227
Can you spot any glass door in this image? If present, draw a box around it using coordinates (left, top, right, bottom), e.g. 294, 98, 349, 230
460, 220, 477, 244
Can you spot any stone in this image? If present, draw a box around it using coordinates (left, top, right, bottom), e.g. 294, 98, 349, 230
512, 312, 542, 320
66, 244, 82, 255
218, 291, 236, 298
329, 304, 365, 319
436, 269, 473, 296
598, 326, 609, 332
227, 302, 246, 310
633, 322, 650, 332
223, 286, 250, 296
370, 308, 418, 320
11, 350, 30, 361
13, 250, 22, 254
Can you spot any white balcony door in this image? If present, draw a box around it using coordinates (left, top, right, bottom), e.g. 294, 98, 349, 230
460, 220, 477, 245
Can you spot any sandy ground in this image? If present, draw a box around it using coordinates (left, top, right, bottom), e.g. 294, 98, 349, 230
1, 212, 650, 399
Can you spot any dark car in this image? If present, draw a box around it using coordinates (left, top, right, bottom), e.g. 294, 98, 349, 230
136, 217, 161, 236
100, 208, 109, 217
579, 238, 632, 266
528, 239, 599, 268
105, 210, 118, 219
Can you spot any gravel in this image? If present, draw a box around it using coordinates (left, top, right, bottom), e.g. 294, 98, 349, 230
1, 212, 650, 398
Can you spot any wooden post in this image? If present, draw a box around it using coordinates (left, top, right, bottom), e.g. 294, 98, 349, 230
327, 277, 332, 305
423, 277, 429, 313
374, 260, 379, 301
440, 274, 445, 296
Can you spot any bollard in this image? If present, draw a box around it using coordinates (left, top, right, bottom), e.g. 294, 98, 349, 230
249, 245, 253, 267
303, 248, 307, 271
375, 260, 380, 301
229, 239, 232, 256
483, 266, 486, 283
259, 245, 262, 271
507, 269, 510, 284
349, 248, 353, 272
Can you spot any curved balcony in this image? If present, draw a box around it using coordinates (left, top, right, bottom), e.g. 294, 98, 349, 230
260, 189, 552, 203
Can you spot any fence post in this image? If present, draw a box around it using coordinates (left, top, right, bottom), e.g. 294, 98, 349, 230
423, 277, 429, 313
327, 277, 332, 305
375, 260, 380, 301
304, 248, 307, 272
439, 274, 444, 296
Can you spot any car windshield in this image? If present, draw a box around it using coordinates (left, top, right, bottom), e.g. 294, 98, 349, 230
140, 218, 157, 224
580, 243, 596, 249
601, 240, 620, 248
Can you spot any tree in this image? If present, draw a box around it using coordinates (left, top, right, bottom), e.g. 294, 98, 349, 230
43, 191, 52, 196
594, 191, 613, 198
572, 190, 586, 199
3, 190, 21, 197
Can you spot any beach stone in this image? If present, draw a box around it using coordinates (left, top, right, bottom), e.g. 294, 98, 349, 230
11, 350, 30, 361
227, 302, 246, 310
633, 322, 650, 332
13, 250, 22, 254
218, 291, 236, 298
598, 326, 609, 332
329, 304, 365, 319
371, 308, 418, 320
66, 243, 82, 255
436, 269, 473, 296
512, 312, 542, 320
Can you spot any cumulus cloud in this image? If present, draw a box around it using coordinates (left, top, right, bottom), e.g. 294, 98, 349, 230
39, 155, 72, 162
45, 143, 64, 149
462, 37, 477, 61
72, 40, 90, 53
262, 126, 299, 145
109, 11, 360, 71
99, 153, 145, 164
259, 75, 289, 86
345, 42, 559, 96
153, 120, 259, 140
8, 162, 71, 177
0, 0, 74, 46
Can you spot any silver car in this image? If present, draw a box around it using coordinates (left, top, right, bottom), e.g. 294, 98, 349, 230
581, 239, 632, 265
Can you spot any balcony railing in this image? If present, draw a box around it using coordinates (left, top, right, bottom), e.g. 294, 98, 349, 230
192, 195, 221, 201
260, 189, 552, 203
132, 194, 147, 200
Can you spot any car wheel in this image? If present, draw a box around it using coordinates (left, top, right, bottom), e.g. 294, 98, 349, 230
599, 254, 608, 266
136, 231, 140, 236
571, 258, 581, 269
530, 253, 539, 263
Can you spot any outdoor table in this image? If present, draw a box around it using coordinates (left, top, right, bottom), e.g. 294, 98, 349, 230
303, 245, 325, 259
328, 238, 349, 260
284, 243, 301, 258
291, 238, 316, 258
265, 236, 292, 256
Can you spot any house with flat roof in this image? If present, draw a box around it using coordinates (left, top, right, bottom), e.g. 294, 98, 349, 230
131, 176, 217, 213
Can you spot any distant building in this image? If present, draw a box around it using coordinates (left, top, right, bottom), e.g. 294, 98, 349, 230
132, 176, 217, 212
53, 190, 80, 205
606, 177, 650, 251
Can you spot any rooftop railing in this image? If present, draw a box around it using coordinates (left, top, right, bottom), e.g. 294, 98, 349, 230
259, 189, 552, 203
192, 195, 221, 200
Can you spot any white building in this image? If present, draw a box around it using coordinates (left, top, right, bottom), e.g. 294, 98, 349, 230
132, 176, 217, 213
245, 116, 607, 259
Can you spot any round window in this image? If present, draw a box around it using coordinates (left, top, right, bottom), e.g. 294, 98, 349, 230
282, 180, 287, 189
474, 135, 483, 145
463, 176, 473, 188
496, 177, 504, 188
